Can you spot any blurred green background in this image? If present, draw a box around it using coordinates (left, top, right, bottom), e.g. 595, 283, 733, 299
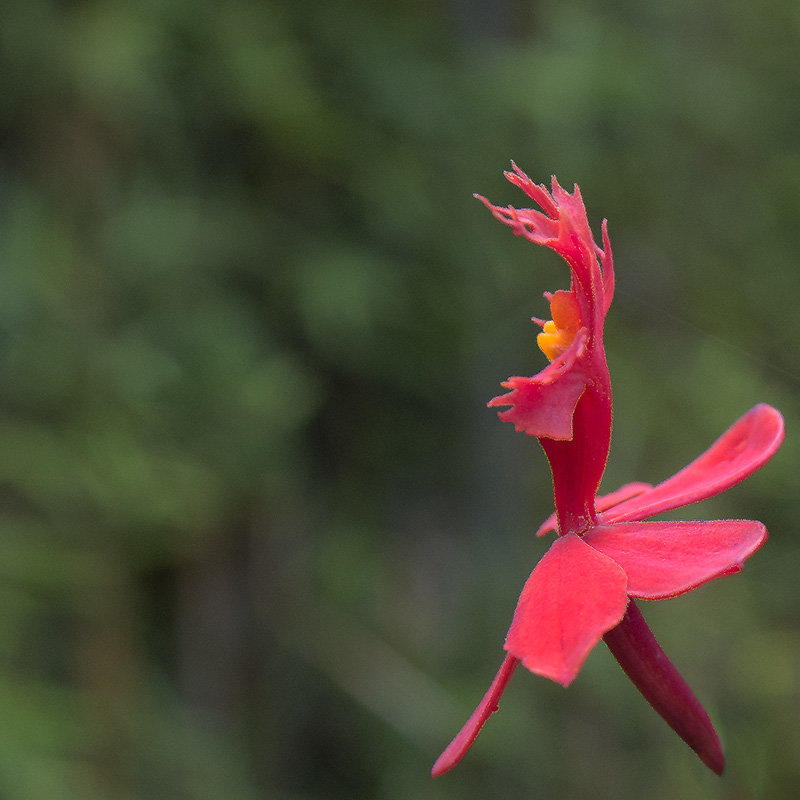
0, 0, 799, 797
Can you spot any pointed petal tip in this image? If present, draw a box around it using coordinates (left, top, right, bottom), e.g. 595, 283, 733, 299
431, 655, 519, 778
535, 513, 557, 537
704, 745, 726, 776
430, 755, 452, 778
473, 193, 496, 213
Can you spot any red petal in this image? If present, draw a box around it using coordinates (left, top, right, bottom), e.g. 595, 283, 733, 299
534, 511, 558, 537
505, 162, 559, 217
601, 404, 784, 523
596, 481, 654, 512
431, 654, 519, 777
598, 218, 615, 314
586, 520, 767, 600
488, 331, 588, 440
535, 481, 652, 537
476, 168, 611, 341
504, 534, 629, 686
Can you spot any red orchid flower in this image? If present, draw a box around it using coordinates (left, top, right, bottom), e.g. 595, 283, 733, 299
432, 164, 784, 778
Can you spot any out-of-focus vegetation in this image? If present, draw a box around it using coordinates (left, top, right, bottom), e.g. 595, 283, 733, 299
0, 1, 799, 797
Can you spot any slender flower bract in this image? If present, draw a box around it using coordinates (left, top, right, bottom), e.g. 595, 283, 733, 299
432, 164, 784, 778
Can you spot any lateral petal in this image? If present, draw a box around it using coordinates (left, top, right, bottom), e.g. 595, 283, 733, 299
504, 534, 629, 687
586, 520, 767, 600
431, 654, 519, 777
600, 404, 784, 523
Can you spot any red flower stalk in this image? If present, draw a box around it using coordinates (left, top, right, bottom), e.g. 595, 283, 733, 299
432, 164, 784, 777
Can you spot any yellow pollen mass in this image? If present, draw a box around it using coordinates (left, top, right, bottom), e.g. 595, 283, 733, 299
537, 322, 573, 361
537, 291, 581, 362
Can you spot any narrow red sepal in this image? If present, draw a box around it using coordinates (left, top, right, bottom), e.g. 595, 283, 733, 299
431, 654, 519, 778
603, 601, 725, 775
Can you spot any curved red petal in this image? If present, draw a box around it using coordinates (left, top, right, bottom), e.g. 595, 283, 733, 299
488, 331, 588, 440
504, 534, 628, 686
431, 654, 519, 777
586, 520, 767, 600
596, 481, 654, 512
535, 481, 652, 537
601, 404, 784, 523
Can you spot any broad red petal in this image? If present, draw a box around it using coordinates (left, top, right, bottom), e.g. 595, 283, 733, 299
431, 654, 519, 777
504, 534, 629, 686
601, 404, 784, 523
488, 331, 588, 440
586, 520, 767, 600
536, 481, 652, 537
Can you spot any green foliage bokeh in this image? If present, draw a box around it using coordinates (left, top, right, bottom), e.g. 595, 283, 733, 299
0, 1, 798, 798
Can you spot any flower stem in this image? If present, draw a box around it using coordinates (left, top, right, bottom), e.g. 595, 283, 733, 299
603, 600, 724, 775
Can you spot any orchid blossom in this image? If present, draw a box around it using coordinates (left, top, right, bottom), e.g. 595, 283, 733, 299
432, 165, 784, 777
